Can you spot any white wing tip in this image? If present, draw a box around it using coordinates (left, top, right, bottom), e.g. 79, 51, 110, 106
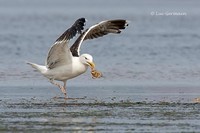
125, 20, 130, 26
83, 18, 88, 25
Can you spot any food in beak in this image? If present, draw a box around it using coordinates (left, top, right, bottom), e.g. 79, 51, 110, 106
91, 69, 102, 79
87, 61, 102, 79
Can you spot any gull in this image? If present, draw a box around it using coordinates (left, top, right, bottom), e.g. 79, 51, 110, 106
27, 18, 128, 99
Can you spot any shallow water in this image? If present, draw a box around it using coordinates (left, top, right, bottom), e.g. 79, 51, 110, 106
1, 86, 200, 132
1, 0, 200, 132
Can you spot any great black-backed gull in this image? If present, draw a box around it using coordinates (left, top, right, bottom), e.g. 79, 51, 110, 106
27, 18, 128, 98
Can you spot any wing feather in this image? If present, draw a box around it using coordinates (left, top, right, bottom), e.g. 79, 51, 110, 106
56, 18, 86, 42
46, 40, 72, 69
45, 18, 86, 69
70, 19, 128, 57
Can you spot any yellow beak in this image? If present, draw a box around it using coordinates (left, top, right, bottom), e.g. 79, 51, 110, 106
87, 61, 95, 69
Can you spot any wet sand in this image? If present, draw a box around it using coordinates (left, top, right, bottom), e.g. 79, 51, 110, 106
1, 85, 200, 132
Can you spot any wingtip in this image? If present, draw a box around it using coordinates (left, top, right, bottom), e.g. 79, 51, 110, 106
125, 20, 130, 26
79, 17, 87, 24
84, 18, 88, 26
117, 30, 121, 33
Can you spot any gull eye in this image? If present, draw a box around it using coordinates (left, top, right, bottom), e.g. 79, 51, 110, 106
84, 57, 88, 60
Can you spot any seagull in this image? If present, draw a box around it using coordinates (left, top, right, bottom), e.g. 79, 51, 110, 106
27, 18, 128, 99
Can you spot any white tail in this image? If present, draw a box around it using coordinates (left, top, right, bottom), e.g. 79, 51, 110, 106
26, 62, 47, 74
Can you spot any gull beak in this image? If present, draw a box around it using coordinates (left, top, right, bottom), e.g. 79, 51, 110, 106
87, 61, 95, 69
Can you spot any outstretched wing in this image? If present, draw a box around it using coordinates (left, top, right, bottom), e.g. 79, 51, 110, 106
46, 18, 86, 69
70, 19, 128, 57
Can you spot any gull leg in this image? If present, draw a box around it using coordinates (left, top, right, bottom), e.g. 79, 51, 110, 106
49, 79, 66, 97
63, 81, 67, 99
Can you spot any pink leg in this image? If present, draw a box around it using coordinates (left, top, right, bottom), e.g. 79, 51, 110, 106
49, 80, 67, 97
63, 81, 67, 99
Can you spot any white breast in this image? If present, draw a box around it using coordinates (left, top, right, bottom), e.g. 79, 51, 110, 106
71, 57, 88, 77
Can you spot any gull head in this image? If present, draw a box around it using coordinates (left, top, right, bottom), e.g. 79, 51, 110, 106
80, 54, 95, 69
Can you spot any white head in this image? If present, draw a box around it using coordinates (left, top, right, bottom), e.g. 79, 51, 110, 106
80, 54, 95, 69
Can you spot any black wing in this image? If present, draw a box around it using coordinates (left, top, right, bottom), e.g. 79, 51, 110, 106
70, 19, 128, 57
55, 18, 86, 42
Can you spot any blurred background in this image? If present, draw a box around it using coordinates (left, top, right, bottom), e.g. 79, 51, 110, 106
0, 0, 200, 86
